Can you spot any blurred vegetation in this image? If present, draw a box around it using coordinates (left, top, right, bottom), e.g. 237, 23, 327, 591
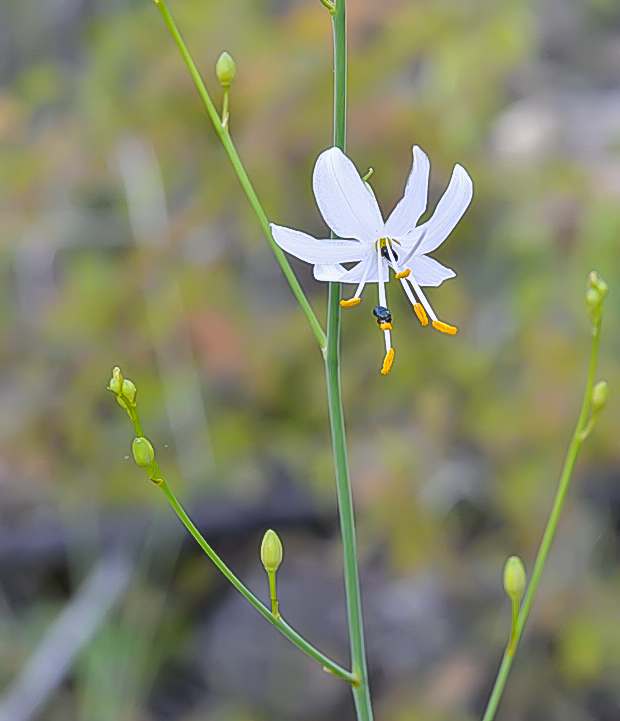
1, 0, 620, 719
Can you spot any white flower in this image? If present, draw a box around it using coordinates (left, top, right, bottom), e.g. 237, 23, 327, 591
270, 146, 473, 374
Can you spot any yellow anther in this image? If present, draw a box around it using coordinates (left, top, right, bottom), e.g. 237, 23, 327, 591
413, 303, 428, 326
379, 322, 392, 331
381, 348, 395, 375
340, 298, 361, 307
395, 269, 410, 279
432, 320, 457, 335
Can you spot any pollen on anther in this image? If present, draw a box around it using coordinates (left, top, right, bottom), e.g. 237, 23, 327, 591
380, 322, 392, 331
432, 320, 457, 335
340, 298, 361, 307
395, 269, 410, 279
381, 348, 395, 375
413, 303, 428, 326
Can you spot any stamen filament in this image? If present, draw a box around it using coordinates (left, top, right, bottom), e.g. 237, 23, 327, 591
407, 275, 438, 322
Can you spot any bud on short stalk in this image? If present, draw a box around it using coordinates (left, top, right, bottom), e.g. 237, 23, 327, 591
132, 437, 155, 468
216, 52, 237, 89
503, 555, 526, 602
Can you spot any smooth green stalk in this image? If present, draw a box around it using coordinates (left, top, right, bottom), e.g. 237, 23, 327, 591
153, 0, 326, 352
482, 318, 603, 721
326, 1, 373, 719
113, 384, 356, 685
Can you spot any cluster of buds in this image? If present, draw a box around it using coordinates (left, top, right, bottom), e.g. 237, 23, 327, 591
108, 366, 137, 415
585, 271, 608, 328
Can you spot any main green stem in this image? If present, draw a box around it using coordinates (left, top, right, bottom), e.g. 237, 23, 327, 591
481, 320, 602, 721
326, 2, 373, 720
156, 1, 326, 352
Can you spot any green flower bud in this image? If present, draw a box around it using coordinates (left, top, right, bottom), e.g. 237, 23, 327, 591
503, 555, 526, 602
260, 529, 283, 573
132, 437, 155, 468
591, 380, 609, 412
121, 379, 137, 405
216, 52, 237, 89
108, 377, 121, 395
586, 271, 608, 325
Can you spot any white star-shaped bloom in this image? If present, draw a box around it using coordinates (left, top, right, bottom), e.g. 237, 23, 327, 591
270, 146, 473, 374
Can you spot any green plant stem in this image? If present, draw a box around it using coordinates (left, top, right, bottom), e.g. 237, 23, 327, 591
116, 392, 356, 684
325, 1, 373, 719
482, 320, 602, 721
154, 0, 326, 352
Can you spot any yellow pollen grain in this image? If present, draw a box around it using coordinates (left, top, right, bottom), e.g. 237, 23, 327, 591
381, 348, 395, 375
395, 269, 410, 279
380, 322, 392, 331
432, 320, 457, 335
413, 303, 428, 326
340, 298, 361, 307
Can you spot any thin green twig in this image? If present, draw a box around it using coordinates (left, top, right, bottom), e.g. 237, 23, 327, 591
482, 318, 603, 721
153, 0, 327, 352
113, 383, 357, 685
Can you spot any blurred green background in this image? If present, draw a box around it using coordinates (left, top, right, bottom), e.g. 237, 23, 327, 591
1, 0, 620, 719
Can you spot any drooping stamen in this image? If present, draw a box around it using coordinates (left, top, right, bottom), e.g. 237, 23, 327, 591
381, 348, 395, 375
432, 320, 458, 335
413, 303, 428, 326
376, 246, 392, 354
407, 274, 438, 322
340, 257, 372, 306
383, 243, 425, 324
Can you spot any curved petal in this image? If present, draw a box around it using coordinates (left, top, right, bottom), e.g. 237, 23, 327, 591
384, 146, 430, 239
408, 164, 473, 255
270, 224, 367, 265
408, 255, 455, 287
314, 254, 388, 284
312, 148, 385, 244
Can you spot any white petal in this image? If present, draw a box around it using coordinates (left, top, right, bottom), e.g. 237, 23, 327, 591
312, 148, 385, 244
408, 255, 455, 287
409, 164, 473, 255
384, 146, 430, 239
314, 255, 388, 284
313, 263, 348, 281
270, 224, 367, 264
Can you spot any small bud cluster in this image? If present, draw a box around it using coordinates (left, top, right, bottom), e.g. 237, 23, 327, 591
585, 271, 608, 327
108, 366, 137, 414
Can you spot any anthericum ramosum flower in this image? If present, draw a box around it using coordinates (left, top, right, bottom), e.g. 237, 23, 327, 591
270, 146, 473, 374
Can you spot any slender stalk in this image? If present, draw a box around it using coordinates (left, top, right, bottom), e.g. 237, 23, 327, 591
482, 319, 602, 721
114, 388, 356, 685
326, 1, 373, 719
154, 0, 327, 352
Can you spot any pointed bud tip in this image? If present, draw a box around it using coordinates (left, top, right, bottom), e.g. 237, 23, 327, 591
503, 555, 526, 601
216, 52, 237, 89
260, 529, 283, 572
132, 437, 155, 468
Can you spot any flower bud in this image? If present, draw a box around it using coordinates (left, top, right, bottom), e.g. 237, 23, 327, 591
121, 379, 137, 405
503, 555, 526, 602
132, 437, 155, 468
586, 271, 608, 325
591, 380, 609, 412
108, 377, 121, 395
260, 529, 283, 573
216, 52, 237, 89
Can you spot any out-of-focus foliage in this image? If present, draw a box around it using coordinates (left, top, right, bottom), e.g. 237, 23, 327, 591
1, 0, 620, 719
